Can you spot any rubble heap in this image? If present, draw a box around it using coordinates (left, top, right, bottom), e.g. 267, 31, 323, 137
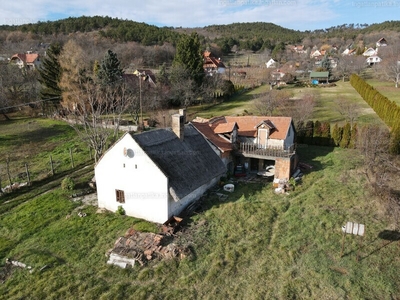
107, 228, 187, 268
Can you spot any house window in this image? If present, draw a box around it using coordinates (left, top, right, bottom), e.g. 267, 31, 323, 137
116, 189, 125, 203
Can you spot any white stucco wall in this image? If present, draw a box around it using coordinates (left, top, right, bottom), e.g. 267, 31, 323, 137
95, 133, 169, 223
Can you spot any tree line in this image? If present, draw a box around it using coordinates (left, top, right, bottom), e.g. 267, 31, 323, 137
350, 74, 400, 153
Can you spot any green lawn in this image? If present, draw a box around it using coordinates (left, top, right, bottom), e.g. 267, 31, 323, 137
366, 79, 400, 106
1, 145, 399, 299
0, 118, 93, 189
189, 81, 385, 126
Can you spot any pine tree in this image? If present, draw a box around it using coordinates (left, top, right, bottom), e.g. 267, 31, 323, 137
173, 32, 204, 86
38, 42, 63, 109
97, 50, 124, 85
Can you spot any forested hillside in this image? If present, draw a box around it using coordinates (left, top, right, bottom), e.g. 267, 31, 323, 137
2, 16, 399, 52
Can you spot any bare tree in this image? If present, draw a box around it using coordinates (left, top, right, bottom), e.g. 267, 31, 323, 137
253, 89, 291, 116
335, 96, 359, 128
378, 43, 400, 88
335, 55, 354, 82
279, 92, 316, 124
357, 125, 400, 226
65, 81, 135, 162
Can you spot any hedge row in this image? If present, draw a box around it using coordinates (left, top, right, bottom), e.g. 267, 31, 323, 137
296, 120, 357, 149
350, 74, 400, 153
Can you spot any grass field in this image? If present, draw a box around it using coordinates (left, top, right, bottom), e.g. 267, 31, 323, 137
189, 80, 385, 127
0, 80, 399, 299
0, 117, 93, 188
1, 139, 399, 299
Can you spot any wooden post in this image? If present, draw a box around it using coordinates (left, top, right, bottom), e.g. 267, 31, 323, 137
0, 165, 2, 194
25, 163, 31, 185
70, 148, 75, 168
89, 147, 92, 160
340, 232, 346, 258
50, 155, 54, 176
6, 156, 12, 187
357, 236, 364, 262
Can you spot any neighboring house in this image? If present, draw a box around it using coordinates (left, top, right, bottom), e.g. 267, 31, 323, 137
310, 71, 329, 84
342, 48, 356, 56
310, 49, 326, 59
203, 51, 226, 74
95, 110, 226, 223
132, 69, 157, 87
271, 70, 286, 84
363, 47, 378, 57
9, 52, 41, 69
293, 45, 307, 54
376, 38, 387, 47
192, 116, 297, 180
266, 58, 277, 68
366, 55, 382, 66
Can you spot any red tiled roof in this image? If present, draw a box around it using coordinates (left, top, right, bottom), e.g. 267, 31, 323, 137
11, 53, 39, 64
224, 116, 292, 140
191, 122, 233, 152
214, 122, 237, 134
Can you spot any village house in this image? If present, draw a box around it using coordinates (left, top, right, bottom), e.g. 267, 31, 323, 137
376, 37, 387, 47
342, 48, 356, 56
363, 47, 378, 57
203, 50, 226, 74
192, 116, 297, 180
132, 69, 157, 87
95, 109, 226, 223
366, 55, 382, 66
9, 51, 41, 69
266, 58, 277, 68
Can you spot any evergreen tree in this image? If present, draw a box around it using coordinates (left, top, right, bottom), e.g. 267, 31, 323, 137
38, 42, 63, 108
320, 56, 332, 78
173, 32, 204, 86
340, 122, 351, 148
332, 123, 342, 146
97, 50, 124, 85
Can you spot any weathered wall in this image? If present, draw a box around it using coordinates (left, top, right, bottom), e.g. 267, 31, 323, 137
275, 157, 292, 180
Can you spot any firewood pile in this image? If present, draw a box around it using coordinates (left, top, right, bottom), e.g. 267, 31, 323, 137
107, 228, 187, 267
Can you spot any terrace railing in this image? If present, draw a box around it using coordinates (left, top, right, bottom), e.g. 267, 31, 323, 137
238, 143, 296, 158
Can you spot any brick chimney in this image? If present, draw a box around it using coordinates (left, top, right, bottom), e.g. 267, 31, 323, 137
172, 109, 186, 140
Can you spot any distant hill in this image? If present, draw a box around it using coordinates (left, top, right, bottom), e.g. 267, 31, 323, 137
1, 16, 399, 51
0, 16, 182, 46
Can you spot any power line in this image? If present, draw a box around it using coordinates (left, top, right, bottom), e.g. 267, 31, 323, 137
0, 96, 61, 112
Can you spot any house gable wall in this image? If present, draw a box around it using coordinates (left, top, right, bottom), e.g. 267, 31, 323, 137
95, 134, 169, 223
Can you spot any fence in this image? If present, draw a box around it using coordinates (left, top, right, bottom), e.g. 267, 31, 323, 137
0, 146, 94, 193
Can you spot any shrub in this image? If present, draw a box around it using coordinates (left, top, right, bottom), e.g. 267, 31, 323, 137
116, 205, 126, 215
61, 176, 75, 191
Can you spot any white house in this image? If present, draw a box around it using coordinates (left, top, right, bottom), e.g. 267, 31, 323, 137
363, 47, 378, 57
366, 55, 382, 66
266, 58, 277, 68
376, 38, 387, 47
95, 110, 226, 223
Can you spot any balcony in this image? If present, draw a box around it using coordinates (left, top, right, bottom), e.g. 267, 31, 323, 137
237, 143, 296, 159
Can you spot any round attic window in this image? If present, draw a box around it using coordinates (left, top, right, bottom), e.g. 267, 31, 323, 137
123, 147, 134, 158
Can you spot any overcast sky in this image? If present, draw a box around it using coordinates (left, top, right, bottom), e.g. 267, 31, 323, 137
1, 0, 399, 31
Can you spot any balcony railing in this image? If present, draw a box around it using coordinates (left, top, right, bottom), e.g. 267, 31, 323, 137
238, 143, 296, 158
